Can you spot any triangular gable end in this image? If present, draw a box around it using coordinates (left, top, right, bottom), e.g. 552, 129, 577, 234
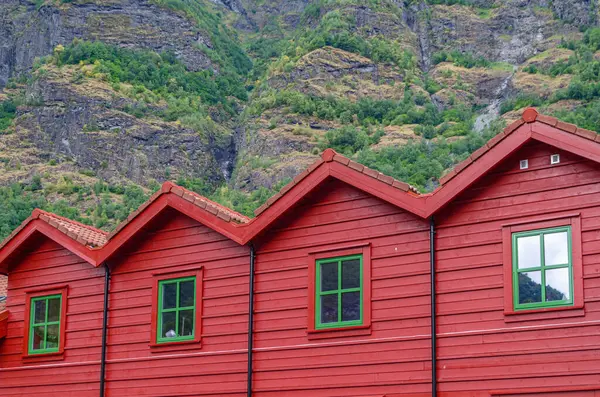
241, 149, 427, 244
425, 108, 600, 217
96, 182, 249, 264
0, 209, 107, 272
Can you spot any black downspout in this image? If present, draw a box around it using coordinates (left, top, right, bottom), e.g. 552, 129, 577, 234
247, 245, 256, 397
430, 217, 437, 397
100, 263, 110, 397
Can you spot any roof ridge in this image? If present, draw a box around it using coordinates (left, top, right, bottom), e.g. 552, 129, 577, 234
254, 148, 420, 216
438, 107, 599, 187
106, 181, 249, 241
33, 209, 108, 236
170, 183, 251, 223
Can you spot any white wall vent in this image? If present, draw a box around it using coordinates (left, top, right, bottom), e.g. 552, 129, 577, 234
551, 154, 560, 164
520, 159, 529, 170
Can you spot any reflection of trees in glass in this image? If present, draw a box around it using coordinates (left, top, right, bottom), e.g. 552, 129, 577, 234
519, 273, 542, 304
519, 273, 566, 304
546, 283, 567, 301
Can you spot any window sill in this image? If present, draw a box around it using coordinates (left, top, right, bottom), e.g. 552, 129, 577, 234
307, 324, 371, 340
149, 338, 201, 352
504, 304, 584, 322
22, 351, 65, 363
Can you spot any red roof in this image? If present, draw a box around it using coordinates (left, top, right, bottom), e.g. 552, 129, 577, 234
253, 149, 419, 216
437, 108, 599, 187
0, 209, 107, 251
107, 182, 249, 241
0, 108, 599, 267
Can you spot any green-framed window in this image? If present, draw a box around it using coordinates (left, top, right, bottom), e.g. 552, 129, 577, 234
512, 226, 573, 310
29, 294, 62, 355
157, 277, 196, 343
316, 255, 363, 329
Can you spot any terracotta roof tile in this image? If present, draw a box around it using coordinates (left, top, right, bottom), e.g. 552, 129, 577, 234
469, 145, 489, 161
107, 182, 250, 239
377, 173, 394, 185
362, 167, 379, 179
254, 150, 420, 216
537, 114, 558, 127
0, 209, 109, 251
576, 128, 597, 141
333, 154, 350, 165
505, 118, 525, 134
348, 160, 364, 172
556, 120, 578, 134
439, 170, 456, 185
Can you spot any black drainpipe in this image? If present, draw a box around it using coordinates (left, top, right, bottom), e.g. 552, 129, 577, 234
247, 245, 256, 397
430, 217, 437, 397
100, 263, 110, 397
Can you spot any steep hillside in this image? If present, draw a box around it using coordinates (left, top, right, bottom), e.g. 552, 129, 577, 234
0, 0, 599, 238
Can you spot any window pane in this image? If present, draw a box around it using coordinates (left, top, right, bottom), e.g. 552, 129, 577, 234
544, 232, 569, 266
47, 298, 61, 323
178, 310, 194, 337
46, 324, 59, 349
517, 235, 541, 269
33, 300, 46, 324
518, 271, 542, 304
341, 291, 361, 321
342, 259, 360, 289
545, 267, 570, 301
32, 326, 45, 350
320, 262, 338, 292
161, 312, 177, 338
320, 294, 338, 324
179, 280, 195, 308
162, 283, 177, 310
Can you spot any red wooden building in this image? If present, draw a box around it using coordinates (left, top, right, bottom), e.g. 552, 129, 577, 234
1, 108, 600, 397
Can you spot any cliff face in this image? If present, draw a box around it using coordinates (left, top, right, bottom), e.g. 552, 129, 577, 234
0, 0, 214, 87
0, 0, 599, 232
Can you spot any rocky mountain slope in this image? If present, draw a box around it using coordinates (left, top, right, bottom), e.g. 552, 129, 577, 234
0, 0, 599, 237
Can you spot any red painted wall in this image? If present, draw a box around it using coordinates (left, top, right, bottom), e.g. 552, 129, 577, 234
435, 141, 600, 396
0, 237, 105, 396
2, 140, 600, 396
252, 178, 432, 397
103, 208, 250, 396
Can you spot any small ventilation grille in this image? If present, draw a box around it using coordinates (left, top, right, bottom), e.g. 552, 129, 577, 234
551, 154, 560, 164
520, 160, 529, 170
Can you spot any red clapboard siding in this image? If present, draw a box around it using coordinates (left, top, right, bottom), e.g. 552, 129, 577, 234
104, 208, 250, 396
435, 141, 600, 394
252, 179, 432, 395
0, 238, 104, 394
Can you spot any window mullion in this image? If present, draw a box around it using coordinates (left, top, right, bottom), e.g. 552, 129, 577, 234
337, 260, 342, 323
43, 298, 49, 349
175, 282, 180, 337
540, 232, 546, 303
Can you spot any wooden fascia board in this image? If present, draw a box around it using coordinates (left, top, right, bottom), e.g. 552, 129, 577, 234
530, 122, 600, 164
425, 124, 532, 217
241, 165, 331, 244
329, 162, 427, 218
0, 221, 98, 272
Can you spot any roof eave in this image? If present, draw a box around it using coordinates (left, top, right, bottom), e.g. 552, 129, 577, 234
0, 220, 100, 273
